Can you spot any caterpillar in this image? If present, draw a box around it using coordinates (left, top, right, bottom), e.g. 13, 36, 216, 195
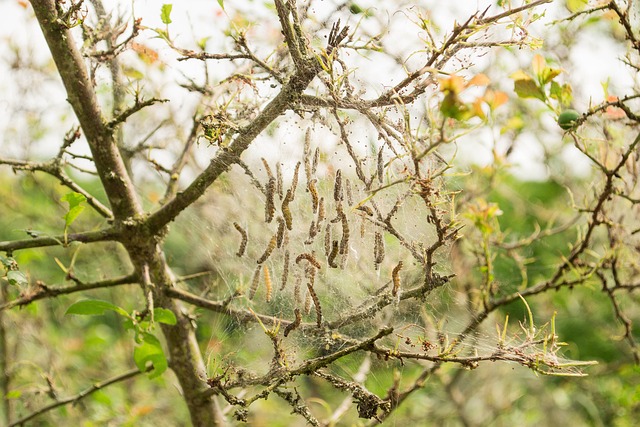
334, 169, 343, 202
283, 308, 301, 337
305, 264, 316, 289
311, 147, 320, 175
356, 205, 374, 216
257, 234, 277, 264
307, 283, 322, 327
233, 222, 247, 257
276, 217, 285, 248
377, 146, 384, 183
324, 223, 332, 255
374, 232, 385, 269
339, 212, 350, 255
328, 240, 339, 268
261, 157, 274, 179
296, 252, 322, 269
276, 162, 283, 200
280, 250, 290, 290
264, 177, 276, 223
249, 264, 262, 300
308, 179, 319, 213
290, 161, 301, 197
392, 261, 403, 297
345, 178, 353, 206
331, 203, 344, 224
282, 189, 293, 231
264, 266, 272, 303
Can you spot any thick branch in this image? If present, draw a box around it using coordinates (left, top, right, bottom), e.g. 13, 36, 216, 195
0, 228, 119, 253
30, 0, 142, 220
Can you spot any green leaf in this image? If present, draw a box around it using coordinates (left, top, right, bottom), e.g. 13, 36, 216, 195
61, 192, 86, 227
65, 299, 126, 317
161, 4, 173, 24
217, 0, 225, 11
154, 308, 177, 325
513, 77, 545, 101
134, 333, 168, 379
566, 0, 588, 13
6, 270, 27, 287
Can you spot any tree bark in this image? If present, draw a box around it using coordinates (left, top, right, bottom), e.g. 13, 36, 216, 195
29, 1, 224, 424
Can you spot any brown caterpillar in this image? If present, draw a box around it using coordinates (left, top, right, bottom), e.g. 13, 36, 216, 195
276, 162, 283, 200
264, 266, 272, 303
276, 217, 285, 248
328, 240, 339, 268
282, 189, 293, 230
283, 308, 301, 337
307, 283, 322, 327
308, 179, 319, 213
374, 232, 385, 270
257, 234, 277, 264
280, 250, 290, 290
356, 205, 374, 216
307, 220, 318, 242
392, 261, 403, 296
296, 252, 322, 269
324, 223, 332, 255
290, 162, 301, 197
339, 212, 350, 255
311, 147, 319, 175
334, 169, 343, 202
264, 177, 276, 223
345, 178, 353, 206
249, 264, 262, 300
305, 264, 316, 289
233, 222, 247, 257
377, 146, 384, 183
261, 157, 274, 179
331, 203, 344, 224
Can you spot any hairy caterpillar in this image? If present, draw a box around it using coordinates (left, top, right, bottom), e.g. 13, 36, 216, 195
296, 252, 322, 269
290, 162, 301, 197
261, 157, 274, 179
257, 234, 277, 264
392, 261, 403, 296
264, 177, 276, 223
233, 222, 247, 257
345, 178, 353, 206
328, 240, 339, 268
249, 264, 262, 300
282, 190, 293, 231
377, 146, 384, 183
331, 203, 344, 223
283, 308, 301, 337
308, 179, 319, 213
276, 162, 283, 200
307, 283, 322, 327
356, 205, 374, 216
305, 264, 316, 289
280, 250, 290, 290
324, 223, 332, 255
264, 266, 272, 303
339, 212, 349, 255
276, 217, 285, 248
311, 147, 319, 176
374, 232, 385, 270
305, 220, 317, 244
334, 169, 343, 202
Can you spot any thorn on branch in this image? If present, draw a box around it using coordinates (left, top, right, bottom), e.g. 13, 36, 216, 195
107, 97, 168, 130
